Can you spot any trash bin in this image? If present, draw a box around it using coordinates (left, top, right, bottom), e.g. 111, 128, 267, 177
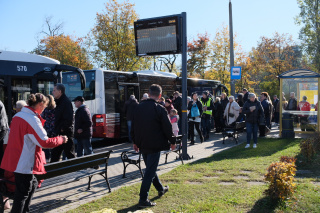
282, 112, 295, 138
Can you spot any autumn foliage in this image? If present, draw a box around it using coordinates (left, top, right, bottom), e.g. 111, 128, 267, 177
34, 35, 93, 70
264, 157, 296, 201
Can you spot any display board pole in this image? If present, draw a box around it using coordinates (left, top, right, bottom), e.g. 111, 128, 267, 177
181, 12, 189, 160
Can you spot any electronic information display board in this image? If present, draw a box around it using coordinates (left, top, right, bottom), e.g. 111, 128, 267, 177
134, 15, 182, 56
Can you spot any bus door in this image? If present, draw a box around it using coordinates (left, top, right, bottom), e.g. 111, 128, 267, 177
4, 77, 32, 121
5, 75, 55, 122
118, 83, 139, 138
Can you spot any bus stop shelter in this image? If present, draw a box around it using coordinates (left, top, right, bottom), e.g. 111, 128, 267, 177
279, 69, 320, 137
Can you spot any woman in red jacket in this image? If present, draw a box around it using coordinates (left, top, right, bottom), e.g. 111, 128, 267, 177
1, 93, 68, 213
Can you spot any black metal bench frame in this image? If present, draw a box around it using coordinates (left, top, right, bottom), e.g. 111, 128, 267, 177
0, 150, 112, 213
222, 121, 246, 144
121, 136, 183, 178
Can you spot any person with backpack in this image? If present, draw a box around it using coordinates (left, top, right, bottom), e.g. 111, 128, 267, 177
188, 92, 204, 145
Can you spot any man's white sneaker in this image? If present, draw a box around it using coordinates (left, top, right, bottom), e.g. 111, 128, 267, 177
245, 144, 250, 149
253, 144, 257, 148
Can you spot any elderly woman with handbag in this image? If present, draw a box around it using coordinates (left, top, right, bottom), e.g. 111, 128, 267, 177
223, 96, 240, 126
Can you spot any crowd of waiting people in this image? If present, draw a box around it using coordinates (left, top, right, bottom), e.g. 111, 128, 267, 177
124, 88, 285, 149
0, 83, 314, 210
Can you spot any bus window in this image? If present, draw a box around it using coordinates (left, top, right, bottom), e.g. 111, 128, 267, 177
37, 80, 54, 96
11, 79, 31, 113
63, 71, 95, 101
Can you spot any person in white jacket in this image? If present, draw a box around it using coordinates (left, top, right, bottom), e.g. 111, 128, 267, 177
224, 96, 240, 126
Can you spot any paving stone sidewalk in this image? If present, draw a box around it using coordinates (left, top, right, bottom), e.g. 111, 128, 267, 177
9, 128, 280, 213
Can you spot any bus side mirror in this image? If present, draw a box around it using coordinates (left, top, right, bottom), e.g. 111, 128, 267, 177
54, 65, 86, 90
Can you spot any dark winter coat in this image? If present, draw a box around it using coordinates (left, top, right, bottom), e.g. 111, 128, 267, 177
213, 101, 224, 119
261, 99, 271, 119
187, 99, 203, 119
243, 92, 249, 104
74, 105, 92, 139
173, 96, 182, 117
243, 99, 265, 124
286, 98, 298, 110
41, 108, 56, 138
131, 99, 175, 154
124, 98, 139, 121
221, 98, 229, 112
54, 93, 74, 137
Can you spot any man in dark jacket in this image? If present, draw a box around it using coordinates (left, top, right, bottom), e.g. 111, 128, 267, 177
213, 97, 224, 133
286, 92, 298, 110
51, 83, 75, 162
242, 88, 249, 103
200, 91, 214, 140
243, 93, 265, 149
259, 92, 272, 137
131, 84, 175, 208
124, 95, 139, 143
272, 95, 280, 124
73, 96, 93, 157
173, 91, 182, 134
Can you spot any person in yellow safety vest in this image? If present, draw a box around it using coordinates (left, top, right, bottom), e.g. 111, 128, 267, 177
200, 91, 214, 140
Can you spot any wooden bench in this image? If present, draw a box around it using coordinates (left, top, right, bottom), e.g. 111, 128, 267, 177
222, 121, 246, 144
121, 136, 183, 178
0, 150, 112, 212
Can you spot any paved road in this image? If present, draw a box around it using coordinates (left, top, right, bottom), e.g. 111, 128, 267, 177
6, 128, 281, 213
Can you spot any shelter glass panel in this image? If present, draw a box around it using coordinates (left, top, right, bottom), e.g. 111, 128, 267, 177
282, 78, 318, 132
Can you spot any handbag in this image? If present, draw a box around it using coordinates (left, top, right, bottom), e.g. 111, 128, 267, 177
228, 102, 235, 118
228, 113, 235, 118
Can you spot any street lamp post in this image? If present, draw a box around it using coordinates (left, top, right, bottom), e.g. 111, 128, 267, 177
229, 0, 235, 95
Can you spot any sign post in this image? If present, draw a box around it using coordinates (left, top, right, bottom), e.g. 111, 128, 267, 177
134, 13, 190, 160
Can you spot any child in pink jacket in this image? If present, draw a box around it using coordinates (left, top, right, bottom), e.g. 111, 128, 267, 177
170, 109, 179, 136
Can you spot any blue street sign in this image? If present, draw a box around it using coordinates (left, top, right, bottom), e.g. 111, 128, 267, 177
231, 66, 241, 80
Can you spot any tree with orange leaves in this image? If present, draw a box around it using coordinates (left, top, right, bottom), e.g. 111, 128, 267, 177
187, 33, 211, 78
33, 35, 93, 70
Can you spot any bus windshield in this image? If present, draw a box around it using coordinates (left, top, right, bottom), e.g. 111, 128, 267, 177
63, 71, 95, 101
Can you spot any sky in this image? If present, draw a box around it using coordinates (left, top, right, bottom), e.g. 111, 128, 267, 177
0, 0, 301, 54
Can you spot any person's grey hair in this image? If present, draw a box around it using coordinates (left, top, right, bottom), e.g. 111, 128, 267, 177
215, 97, 221, 102
274, 95, 277, 98
303, 96, 307, 101
55, 83, 65, 94
16, 100, 27, 109
187, 96, 191, 101
142, 93, 149, 99
130, 95, 135, 100
229, 96, 235, 101
248, 93, 256, 99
